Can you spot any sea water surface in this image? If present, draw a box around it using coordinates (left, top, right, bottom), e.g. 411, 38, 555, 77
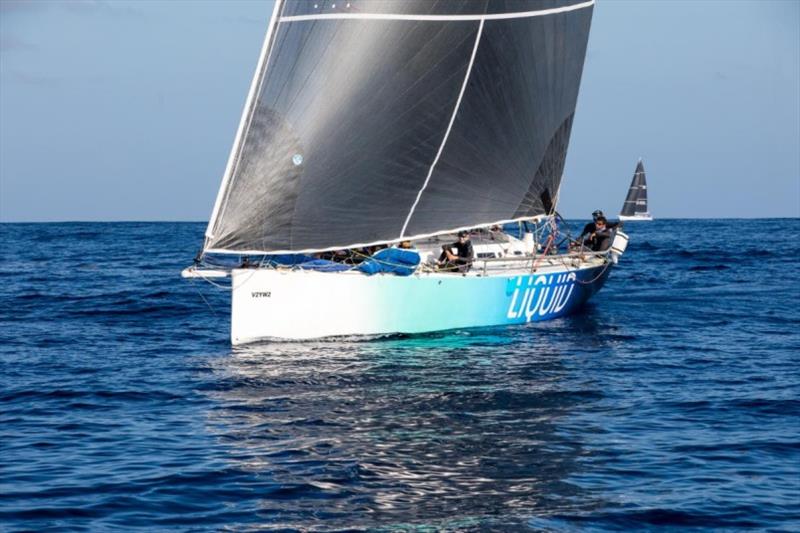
1, 219, 798, 531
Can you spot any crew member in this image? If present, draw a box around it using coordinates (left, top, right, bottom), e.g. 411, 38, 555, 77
579, 210, 620, 244
586, 216, 614, 251
438, 230, 474, 272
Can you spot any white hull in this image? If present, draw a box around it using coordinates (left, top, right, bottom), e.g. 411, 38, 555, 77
619, 214, 653, 221
230, 257, 613, 344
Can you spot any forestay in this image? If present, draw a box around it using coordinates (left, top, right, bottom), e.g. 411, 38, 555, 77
204, 0, 594, 255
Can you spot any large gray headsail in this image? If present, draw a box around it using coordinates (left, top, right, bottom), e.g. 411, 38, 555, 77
204, 0, 595, 255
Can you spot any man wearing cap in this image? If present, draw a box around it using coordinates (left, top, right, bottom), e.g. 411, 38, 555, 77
579, 210, 620, 244
438, 231, 474, 272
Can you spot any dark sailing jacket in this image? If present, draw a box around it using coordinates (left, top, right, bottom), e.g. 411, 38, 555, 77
580, 220, 620, 238
589, 228, 614, 251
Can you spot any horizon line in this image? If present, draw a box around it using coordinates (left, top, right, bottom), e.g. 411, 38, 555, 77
1, 216, 798, 224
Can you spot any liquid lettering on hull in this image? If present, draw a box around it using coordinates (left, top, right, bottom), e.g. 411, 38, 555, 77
505, 272, 580, 323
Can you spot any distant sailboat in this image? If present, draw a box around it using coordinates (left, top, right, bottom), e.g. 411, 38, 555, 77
619, 159, 653, 221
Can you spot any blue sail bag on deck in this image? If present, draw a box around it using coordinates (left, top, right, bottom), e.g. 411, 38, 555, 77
358, 248, 420, 276
298, 259, 351, 272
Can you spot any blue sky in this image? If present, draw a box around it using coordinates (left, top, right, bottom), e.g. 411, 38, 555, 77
1, 0, 798, 221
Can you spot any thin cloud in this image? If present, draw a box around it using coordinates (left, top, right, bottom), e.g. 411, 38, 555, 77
215, 14, 265, 26
0, 35, 37, 52
0, 0, 45, 14
0, 0, 145, 17
59, 0, 146, 18
4, 69, 60, 87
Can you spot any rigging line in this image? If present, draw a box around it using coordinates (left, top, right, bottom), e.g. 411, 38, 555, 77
195, 271, 232, 290
361, 30, 478, 144
399, 19, 484, 238
190, 279, 220, 316
279, 1, 595, 23
191, 258, 261, 292
576, 258, 612, 285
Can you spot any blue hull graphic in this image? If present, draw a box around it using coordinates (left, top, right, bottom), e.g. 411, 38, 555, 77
501, 264, 611, 324
231, 262, 614, 342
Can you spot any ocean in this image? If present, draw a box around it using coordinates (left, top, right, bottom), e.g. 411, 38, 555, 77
1, 219, 798, 531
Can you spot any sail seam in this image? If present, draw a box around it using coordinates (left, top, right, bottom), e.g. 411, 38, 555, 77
279, 1, 594, 23
204, 0, 284, 243
398, 19, 484, 238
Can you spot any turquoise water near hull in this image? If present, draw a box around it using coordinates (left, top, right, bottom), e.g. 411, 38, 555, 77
1, 219, 798, 531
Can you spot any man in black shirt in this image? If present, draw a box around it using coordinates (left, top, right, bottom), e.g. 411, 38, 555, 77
579, 209, 621, 244
586, 216, 614, 251
579, 210, 620, 238
580, 210, 603, 240
438, 230, 474, 272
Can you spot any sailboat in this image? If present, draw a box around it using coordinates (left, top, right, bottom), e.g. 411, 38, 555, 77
183, 0, 630, 344
619, 159, 653, 221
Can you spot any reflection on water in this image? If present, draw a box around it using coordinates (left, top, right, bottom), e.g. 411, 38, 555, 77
5, 221, 797, 530
201, 325, 606, 528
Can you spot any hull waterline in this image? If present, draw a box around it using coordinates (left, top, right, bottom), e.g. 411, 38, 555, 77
619, 215, 653, 221
230, 262, 612, 344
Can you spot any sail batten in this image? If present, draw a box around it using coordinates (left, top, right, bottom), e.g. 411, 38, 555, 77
204, 0, 594, 255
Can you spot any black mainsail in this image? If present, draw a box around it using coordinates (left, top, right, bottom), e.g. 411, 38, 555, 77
204, 0, 595, 254
620, 159, 652, 219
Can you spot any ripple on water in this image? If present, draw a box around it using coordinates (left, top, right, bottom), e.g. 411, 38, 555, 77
0, 220, 799, 531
